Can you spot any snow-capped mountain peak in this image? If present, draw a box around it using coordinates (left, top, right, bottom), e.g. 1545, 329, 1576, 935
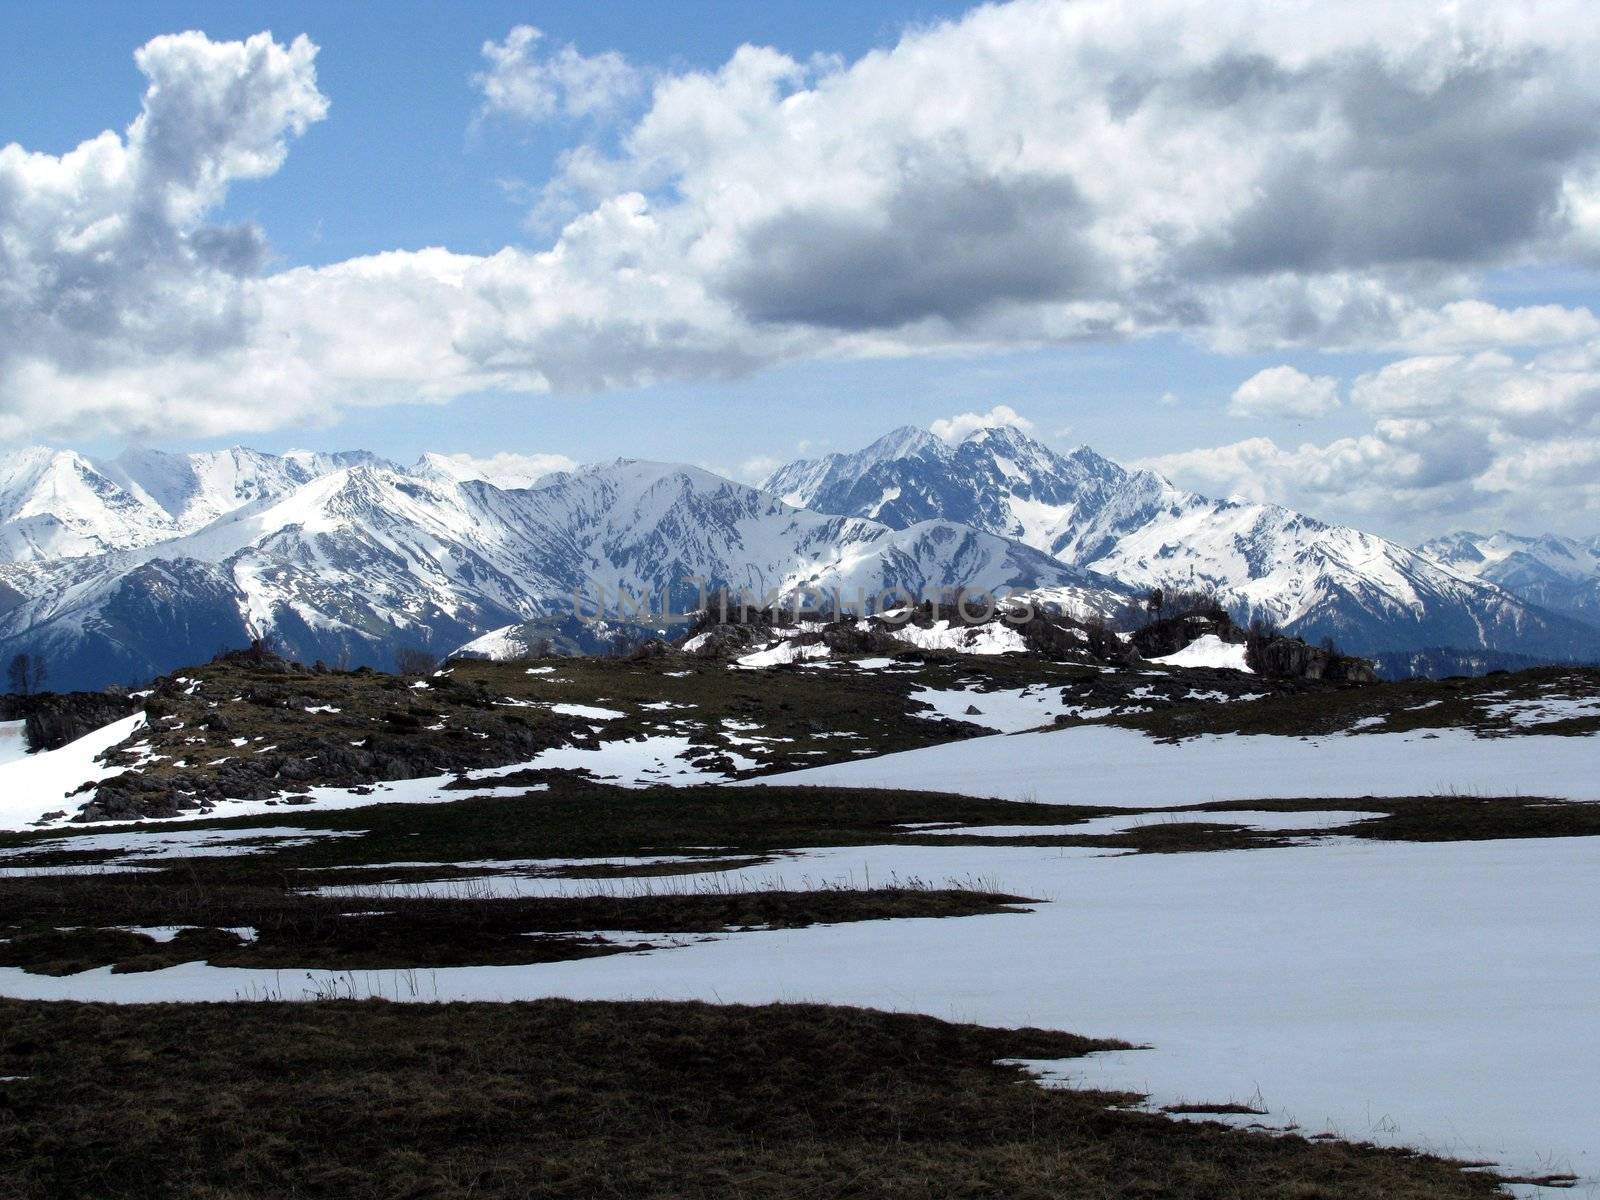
0, 454, 1125, 689
0, 445, 394, 563
764, 423, 1600, 661
2, 428, 1596, 690
1418, 530, 1600, 627
0, 447, 174, 561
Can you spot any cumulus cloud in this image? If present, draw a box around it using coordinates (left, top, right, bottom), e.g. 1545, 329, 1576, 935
559, 0, 1600, 354
1146, 421, 1495, 520
475, 25, 642, 123
1147, 334, 1600, 533
1380, 300, 1600, 354
427, 450, 576, 488
9, 2, 1600, 482
1228, 366, 1341, 419
1350, 348, 1600, 438
930, 404, 1035, 443
0, 30, 327, 439
733, 454, 784, 483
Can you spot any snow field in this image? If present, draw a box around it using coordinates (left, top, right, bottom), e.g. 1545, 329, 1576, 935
2, 836, 1595, 1187
748, 722, 1600, 807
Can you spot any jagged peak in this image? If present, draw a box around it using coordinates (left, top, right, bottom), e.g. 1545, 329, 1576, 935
863, 425, 944, 462
958, 423, 1032, 447
1061, 442, 1119, 467
0, 444, 98, 480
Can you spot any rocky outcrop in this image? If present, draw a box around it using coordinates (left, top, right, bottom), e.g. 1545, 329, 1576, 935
74, 715, 591, 822
819, 623, 907, 656
1129, 610, 1235, 659
1247, 635, 1378, 683
683, 622, 768, 658
1012, 612, 1139, 665
1129, 607, 1378, 683
64, 655, 611, 823
679, 600, 1141, 668
627, 638, 677, 661
0, 691, 141, 752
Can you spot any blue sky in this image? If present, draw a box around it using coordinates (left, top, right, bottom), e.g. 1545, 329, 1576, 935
3, 1, 1600, 536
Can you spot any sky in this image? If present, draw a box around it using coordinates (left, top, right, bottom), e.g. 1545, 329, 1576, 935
3, 0, 1600, 539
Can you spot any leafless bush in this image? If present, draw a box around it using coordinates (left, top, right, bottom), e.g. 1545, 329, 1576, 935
395, 647, 437, 676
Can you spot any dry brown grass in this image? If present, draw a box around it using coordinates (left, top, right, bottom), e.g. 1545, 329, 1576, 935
0, 998, 1505, 1199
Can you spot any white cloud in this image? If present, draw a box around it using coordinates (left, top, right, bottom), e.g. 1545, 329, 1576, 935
1228, 366, 1341, 419
1350, 348, 1600, 437
427, 450, 576, 489
1381, 300, 1600, 353
10, 2, 1600, 486
1142, 420, 1501, 529
0, 30, 327, 440
475, 25, 641, 123
734, 454, 783, 483
1144, 338, 1600, 533
930, 404, 1035, 443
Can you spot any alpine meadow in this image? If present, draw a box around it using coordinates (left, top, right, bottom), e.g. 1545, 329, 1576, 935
2, 3, 1598, 1197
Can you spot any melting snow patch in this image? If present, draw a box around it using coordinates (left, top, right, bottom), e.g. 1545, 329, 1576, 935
909, 810, 1378, 839
550, 703, 626, 720
0, 721, 28, 768
745, 723, 1600, 807
0, 864, 160, 877
4, 838, 1596, 1187
0, 826, 361, 864
114, 925, 258, 944
1148, 635, 1251, 672
892, 620, 1027, 656
1484, 696, 1600, 727
911, 685, 1072, 733
484, 735, 749, 787
734, 641, 830, 668
0, 713, 147, 830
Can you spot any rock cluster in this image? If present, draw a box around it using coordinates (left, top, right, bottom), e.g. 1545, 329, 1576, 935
0, 691, 141, 752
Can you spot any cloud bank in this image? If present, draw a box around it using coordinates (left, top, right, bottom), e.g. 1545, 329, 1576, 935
1147, 341, 1600, 528
931, 405, 1036, 443
5, 4, 1600, 530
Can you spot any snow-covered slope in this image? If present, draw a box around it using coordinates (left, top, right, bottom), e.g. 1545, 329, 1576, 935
0, 448, 174, 561
767, 427, 1600, 660
515, 459, 1119, 614
0, 445, 387, 562
408, 451, 566, 491
6, 430, 1593, 687
767, 425, 1125, 546
0, 460, 1124, 689
1419, 530, 1600, 628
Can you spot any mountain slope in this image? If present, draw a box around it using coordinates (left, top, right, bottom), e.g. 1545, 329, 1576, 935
0, 460, 1125, 690
766, 427, 1600, 661
0, 445, 387, 562
0, 448, 175, 561
1418, 531, 1600, 628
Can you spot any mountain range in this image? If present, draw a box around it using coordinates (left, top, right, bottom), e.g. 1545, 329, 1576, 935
764, 426, 1600, 664
0, 428, 1595, 690
1416, 530, 1600, 629
0, 447, 1118, 689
